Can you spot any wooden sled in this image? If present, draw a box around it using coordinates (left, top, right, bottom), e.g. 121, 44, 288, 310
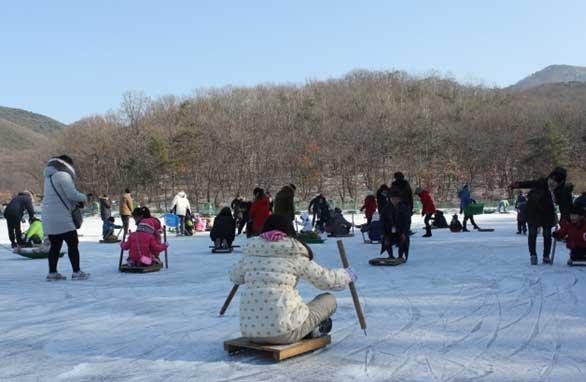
568, 259, 586, 267
119, 262, 163, 273
369, 257, 406, 266
212, 247, 233, 254
301, 238, 325, 244
15, 251, 64, 259
476, 228, 495, 232
327, 233, 354, 238
224, 335, 331, 361
99, 239, 121, 243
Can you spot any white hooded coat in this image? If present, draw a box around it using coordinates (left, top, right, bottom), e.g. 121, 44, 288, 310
171, 191, 191, 216
229, 236, 349, 339
41, 158, 87, 235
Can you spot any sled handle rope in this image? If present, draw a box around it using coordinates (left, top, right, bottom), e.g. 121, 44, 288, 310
163, 226, 169, 269
336, 240, 367, 335
118, 230, 128, 271
219, 284, 239, 316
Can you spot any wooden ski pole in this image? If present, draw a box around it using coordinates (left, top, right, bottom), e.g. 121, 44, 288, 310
163, 225, 169, 269
219, 284, 239, 316
118, 230, 128, 271
336, 240, 367, 335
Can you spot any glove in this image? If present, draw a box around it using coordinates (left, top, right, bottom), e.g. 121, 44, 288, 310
345, 266, 358, 283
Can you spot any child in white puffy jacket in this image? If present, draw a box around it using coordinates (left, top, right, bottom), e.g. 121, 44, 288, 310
229, 215, 356, 345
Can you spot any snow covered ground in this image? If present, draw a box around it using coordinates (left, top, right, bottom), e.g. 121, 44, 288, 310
1, 213, 585, 382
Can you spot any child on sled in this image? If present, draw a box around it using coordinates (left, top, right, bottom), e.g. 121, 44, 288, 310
450, 214, 463, 232
102, 216, 122, 241
121, 217, 168, 267
325, 208, 352, 235
229, 215, 356, 345
210, 207, 236, 249
554, 196, 586, 265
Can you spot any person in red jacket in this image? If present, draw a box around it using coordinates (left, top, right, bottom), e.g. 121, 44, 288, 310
415, 187, 437, 237
120, 219, 168, 266
249, 188, 272, 237
360, 192, 377, 225
554, 196, 586, 265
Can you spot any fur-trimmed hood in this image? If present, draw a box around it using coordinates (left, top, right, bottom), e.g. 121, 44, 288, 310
44, 158, 76, 180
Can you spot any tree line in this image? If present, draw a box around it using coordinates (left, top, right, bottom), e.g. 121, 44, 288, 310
16, 70, 586, 209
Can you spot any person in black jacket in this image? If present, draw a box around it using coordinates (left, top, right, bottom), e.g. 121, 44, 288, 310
511, 167, 573, 265
210, 207, 236, 248
380, 187, 411, 260
376, 184, 390, 213
98, 195, 112, 222
308, 193, 325, 228
391, 172, 414, 215
4, 191, 35, 248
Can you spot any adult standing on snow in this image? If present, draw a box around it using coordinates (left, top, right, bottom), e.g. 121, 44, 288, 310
360, 192, 377, 225
376, 184, 390, 213
308, 193, 324, 228
511, 167, 573, 265
98, 194, 112, 222
42, 155, 89, 281
249, 188, 271, 237
415, 187, 437, 237
119, 189, 133, 236
458, 184, 480, 232
391, 172, 414, 215
3, 191, 35, 248
274, 184, 296, 221
171, 191, 191, 236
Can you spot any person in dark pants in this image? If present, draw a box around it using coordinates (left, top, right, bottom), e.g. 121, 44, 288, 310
376, 184, 390, 213
511, 167, 573, 265
458, 184, 480, 231
98, 195, 112, 222
380, 187, 411, 260
515, 191, 528, 234
415, 187, 436, 237
210, 207, 236, 248
120, 189, 133, 237
391, 172, 414, 215
41, 155, 89, 281
4, 191, 35, 248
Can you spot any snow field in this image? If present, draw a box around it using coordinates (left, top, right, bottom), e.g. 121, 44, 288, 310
0, 213, 585, 382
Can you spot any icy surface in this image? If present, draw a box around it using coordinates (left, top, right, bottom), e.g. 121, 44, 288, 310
1, 213, 585, 382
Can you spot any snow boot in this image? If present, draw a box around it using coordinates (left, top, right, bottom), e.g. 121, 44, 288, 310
71, 271, 90, 280
310, 318, 332, 338
46, 272, 67, 281
530, 255, 538, 265
221, 238, 229, 249
214, 238, 221, 249
542, 256, 551, 265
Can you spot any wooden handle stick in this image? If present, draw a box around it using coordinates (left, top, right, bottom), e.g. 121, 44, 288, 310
337, 240, 367, 335
163, 225, 169, 269
118, 230, 128, 271
219, 284, 240, 316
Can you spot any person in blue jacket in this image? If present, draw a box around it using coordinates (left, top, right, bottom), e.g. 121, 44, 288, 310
458, 184, 480, 232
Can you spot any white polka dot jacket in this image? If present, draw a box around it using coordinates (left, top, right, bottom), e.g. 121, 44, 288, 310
229, 236, 350, 338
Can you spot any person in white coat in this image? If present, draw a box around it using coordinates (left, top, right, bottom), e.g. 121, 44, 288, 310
42, 155, 89, 281
170, 191, 191, 236
229, 215, 356, 344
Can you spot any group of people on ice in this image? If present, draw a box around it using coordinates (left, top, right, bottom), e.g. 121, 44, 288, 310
5, 152, 586, 350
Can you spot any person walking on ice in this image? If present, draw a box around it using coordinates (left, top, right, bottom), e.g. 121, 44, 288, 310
229, 215, 356, 345
170, 191, 191, 236
415, 187, 436, 237
42, 155, 90, 281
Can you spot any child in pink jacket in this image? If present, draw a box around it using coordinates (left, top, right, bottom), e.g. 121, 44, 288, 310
121, 219, 168, 266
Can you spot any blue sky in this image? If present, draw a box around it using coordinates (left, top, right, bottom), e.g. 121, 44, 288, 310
1, 0, 585, 123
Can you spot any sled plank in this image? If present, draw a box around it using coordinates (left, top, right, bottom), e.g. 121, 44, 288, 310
99, 240, 121, 243
224, 335, 331, 361
369, 257, 405, 266
119, 263, 163, 273
212, 248, 233, 254
327, 233, 354, 238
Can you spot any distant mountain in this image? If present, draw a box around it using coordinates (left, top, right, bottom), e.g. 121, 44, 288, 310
510, 65, 586, 91
516, 81, 586, 102
0, 106, 64, 151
